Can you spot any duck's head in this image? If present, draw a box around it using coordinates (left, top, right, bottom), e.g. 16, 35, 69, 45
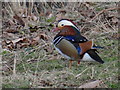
52, 19, 79, 32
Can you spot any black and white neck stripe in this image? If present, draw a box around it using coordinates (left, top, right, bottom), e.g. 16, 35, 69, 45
53, 36, 64, 45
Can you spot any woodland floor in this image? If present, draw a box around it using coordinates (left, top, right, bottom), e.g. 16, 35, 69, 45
1, 2, 119, 88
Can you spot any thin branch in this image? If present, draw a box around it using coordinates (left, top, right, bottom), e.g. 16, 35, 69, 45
89, 7, 120, 22
75, 67, 90, 78
13, 51, 17, 76
81, 7, 120, 31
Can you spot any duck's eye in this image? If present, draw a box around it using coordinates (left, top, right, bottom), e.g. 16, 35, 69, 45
61, 24, 64, 26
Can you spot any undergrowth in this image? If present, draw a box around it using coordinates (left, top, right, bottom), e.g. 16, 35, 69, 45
1, 2, 119, 88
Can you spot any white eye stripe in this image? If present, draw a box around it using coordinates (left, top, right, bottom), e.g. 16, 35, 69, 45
58, 20, 80, 31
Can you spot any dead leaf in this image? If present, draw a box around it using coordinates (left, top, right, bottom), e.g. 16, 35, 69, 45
56, 10, 67, 21
39, 33, 48, 40
2, 19, 16, 29
111, 16, 118, 25
79, 80, 102, 88
29, 26, 39, 32
31, 14, 38, 21
7, 44, 14, 50
16, 43, 30, 48
18, 8, 27, 18
111, 33, 120, 39
13, 14, 25, 27
2, 31, 19, 40
40, 12, 45, 16
45, 10, 52, 16
15, 38, 30, 48
2, 40, 7, 47
2, 38, 31, 49
6, 28, 19, 33
30, 39, 39, 46
12, 38, 28, 45
33, 36, 40, 41
2, 40, 14, 50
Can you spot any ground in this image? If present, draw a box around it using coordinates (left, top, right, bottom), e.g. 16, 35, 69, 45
1, 2, 119, 88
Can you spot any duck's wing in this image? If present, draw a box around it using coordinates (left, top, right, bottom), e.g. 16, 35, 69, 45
53, 36, 80, 60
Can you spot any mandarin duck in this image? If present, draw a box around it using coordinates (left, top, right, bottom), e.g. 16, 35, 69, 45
53, 19, 104, 68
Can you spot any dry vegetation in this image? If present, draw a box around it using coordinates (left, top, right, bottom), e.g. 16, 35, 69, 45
1, 2, 119, 88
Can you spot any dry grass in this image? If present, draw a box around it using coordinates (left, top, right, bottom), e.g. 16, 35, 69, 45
1, 2, 119, 88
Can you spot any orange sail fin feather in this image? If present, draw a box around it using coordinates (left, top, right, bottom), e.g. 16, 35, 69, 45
79, 40, 93, 55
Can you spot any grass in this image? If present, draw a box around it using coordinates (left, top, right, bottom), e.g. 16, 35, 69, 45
2, 37, 118, 88
1, 28, 120, 88
2, 31, 118, 88
2, 60, 118, 88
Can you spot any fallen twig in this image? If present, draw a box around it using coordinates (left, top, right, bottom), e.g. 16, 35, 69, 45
79, 80, 102, 88
90, 7, 120, 22
75, 67, 90, 78
81, 7, 120, 31
13, 51, 17, 76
